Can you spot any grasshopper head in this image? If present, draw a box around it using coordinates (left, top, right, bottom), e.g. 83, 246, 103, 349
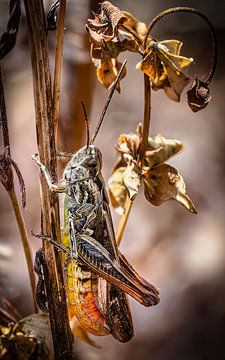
63, 145, 102, 183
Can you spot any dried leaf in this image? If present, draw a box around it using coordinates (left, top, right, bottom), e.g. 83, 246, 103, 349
108, 167, 127, 214
143, 164, 197, 213
87, 1, 127, 41
123, 162, 141, 200
146, 134, 184, 168
0, 147, 13, 191
96, 59, 126, 92
187, 77, 211, 112
70, 317, 101, 349
11, 158, 26, 208
137, 40, 193, 102
0, 147, 26, 208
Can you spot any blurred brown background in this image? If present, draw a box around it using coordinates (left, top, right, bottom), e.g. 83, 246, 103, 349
0, 0, 225, 359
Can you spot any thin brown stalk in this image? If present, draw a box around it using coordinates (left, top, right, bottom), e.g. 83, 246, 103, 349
116, 75, 151, 245
23, 0, 74, 358
116, 197, 133, 246
139, 74, 151, 163
53, 0, 66, 140
8, 189, 37, 312
0, 67, 36, 312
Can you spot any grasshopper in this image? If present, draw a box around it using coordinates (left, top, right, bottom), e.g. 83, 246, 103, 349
33, 61, 159, 343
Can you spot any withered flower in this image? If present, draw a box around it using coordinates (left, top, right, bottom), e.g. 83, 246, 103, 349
87, 2, 142, 91
87, 1, 127, 42
108, 124, 196, 214
136, 40, 193, 102
187, 77, 211, 112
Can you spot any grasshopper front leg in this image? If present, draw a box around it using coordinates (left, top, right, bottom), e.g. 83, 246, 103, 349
32, 154, 66, 193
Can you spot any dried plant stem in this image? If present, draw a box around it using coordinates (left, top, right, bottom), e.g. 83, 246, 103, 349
8, 189, 37, 312
116, 197, 133, 246
116, 71, 151, 246
0, 67, 36, 312
53, 0, 66, 139
23, 0, 74, 358
140, 74, 151, 163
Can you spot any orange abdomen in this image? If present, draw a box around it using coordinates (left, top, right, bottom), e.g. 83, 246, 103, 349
67, 260, 110, 336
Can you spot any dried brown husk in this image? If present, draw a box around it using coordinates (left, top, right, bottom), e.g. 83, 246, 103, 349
187, 77, 211, 112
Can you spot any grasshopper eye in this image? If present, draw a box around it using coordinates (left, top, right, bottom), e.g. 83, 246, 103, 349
82, 156, 97, 169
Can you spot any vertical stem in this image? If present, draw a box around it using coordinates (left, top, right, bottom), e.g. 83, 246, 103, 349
23, 0, 74, 358
116, 75, 151, 245
140, 74, 151, 163
116, 198, 132, 246
53, 0, 66, 139
0, 66, 36, 311
0, 68, 10, 150
8, 189, 37, 312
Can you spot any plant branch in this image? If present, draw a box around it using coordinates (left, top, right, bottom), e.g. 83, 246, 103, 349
144, 7, 217, 84
53, 0, 66, 140
116, 197, 133, 246
23, 0, 74, 358
139, 74, 151, 163
0, 67, 37, 312
116, 66, 151, 247
8, 189, 37, 312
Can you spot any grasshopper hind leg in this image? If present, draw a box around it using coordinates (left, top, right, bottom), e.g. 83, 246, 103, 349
34, 248, 48, 313
106, 284, 134, 343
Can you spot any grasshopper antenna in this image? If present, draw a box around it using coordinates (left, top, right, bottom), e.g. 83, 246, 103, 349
90, 59, 127, 144
79, 100, 90, 149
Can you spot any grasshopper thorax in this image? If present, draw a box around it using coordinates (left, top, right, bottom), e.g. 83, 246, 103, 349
63, 145, 102, 184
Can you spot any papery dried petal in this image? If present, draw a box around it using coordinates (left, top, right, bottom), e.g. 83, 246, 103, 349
123, 162, 141, 200
143, 164, 197, 213
136, 50, 167, 89
96, 59, 126, 92
88, 26, 137, 61
146, 134, 184, 168
116, 133, 141, 158
87, 1, 127, 41
122, 11, 147, 39
137, 39, 193, 102
187, 77, 211, 112
163, 65, 190, 102
108, 167, 127, 214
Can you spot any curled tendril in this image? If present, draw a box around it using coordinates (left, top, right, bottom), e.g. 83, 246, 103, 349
144, 7, 217, 85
